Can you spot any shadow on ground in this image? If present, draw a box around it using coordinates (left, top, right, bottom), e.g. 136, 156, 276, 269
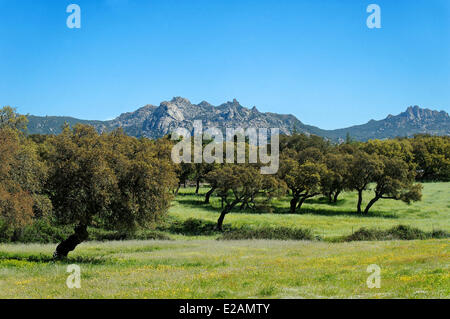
175, 196, 398, 219
0, 252, 109, 264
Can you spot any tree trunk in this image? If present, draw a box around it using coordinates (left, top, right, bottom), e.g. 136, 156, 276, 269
204, 187, 215, 204
327, 192, 332, 203
333, 190, 341, 203
290, 196, 299, 213
297, 196, 307, 210
217, 200, 239, 231
176, 184, 180, 195
364, 196, 380, 214
217, 210, 228, 232
195, 179, 200, 194
53, 224, 89, 259
357, 190, 363, 214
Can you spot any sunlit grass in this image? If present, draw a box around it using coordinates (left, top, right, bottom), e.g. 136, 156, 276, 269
169, 182, 450, 238
0, 239, 448, 298
0, 182, 448, 299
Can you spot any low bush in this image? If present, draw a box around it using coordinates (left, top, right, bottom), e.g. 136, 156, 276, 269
343, 225, 449, 242
0, 219, 172, 243
219, 226, 317, 241
161, 218, 231, 235
18, 220, 72, 243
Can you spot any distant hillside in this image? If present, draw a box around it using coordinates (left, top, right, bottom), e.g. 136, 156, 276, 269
25, 98, 449, 141
324, 106, 450, 142
27, 115, 106, 135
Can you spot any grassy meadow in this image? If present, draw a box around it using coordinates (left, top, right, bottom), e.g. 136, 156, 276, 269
171, 182, 450, 239
0, 182, 449, 299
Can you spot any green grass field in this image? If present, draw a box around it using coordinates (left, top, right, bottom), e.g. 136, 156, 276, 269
0, 182, 449, 299
1, 240, 448, 298
170, 182, 450, 239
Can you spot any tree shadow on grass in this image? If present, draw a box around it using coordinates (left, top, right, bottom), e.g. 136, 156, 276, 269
0, 252, 109, 265
174, 192, 194, 197
175, 196, 398, 219
176, 199, 207, 206
304, 197, 348, 206
269, 206, 398, 218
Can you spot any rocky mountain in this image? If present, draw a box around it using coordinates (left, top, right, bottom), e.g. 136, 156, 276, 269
322, 105, 450, 142
25, 97, 449, 141
27, 97, 319, 138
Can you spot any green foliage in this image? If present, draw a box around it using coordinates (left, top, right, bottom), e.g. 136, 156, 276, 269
12, 219, 72, 243
279, 147, 328, 213
410, 135, 450, 181
321, 152, 350, 203
219, 226, 316, 240
0, 218, 171, 243
279, 133, 330, 153
360, 155, 422, 214
342, 225, 449, 242
163, 218, 231, 235
87, 228, 171, 241
0, 108, 51, 233
43, 125, 177, 230
0, 106, 28, 132
39, 125, 178, 256
206, 164, 286, 230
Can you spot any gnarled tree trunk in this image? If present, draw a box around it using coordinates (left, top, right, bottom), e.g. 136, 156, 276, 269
174, 183, 181, 195
195, 179, 200, 194
296, 196, 307, 210
53, 224, 89, 259
217, 199, 239, 231
204, 187, 215, 204
326, 192, 332, 203
357, 189, 363, 214
333, 190, 341, 203
364, 196, 380, 214
290, 196, 299, 213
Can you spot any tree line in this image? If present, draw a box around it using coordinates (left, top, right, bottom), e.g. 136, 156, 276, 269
175, 129, 449, 229
0, 106, 449, 255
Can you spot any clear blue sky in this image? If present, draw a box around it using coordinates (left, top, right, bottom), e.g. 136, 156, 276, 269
0, 0, 449, 129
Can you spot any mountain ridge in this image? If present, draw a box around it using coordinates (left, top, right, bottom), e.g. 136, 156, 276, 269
25, 97, 450, 141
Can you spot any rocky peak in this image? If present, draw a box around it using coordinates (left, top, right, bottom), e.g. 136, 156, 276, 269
24, 101, 449, 141
403, 105, 444, 122
198, 101, 213, 108
170, 96, 191, 105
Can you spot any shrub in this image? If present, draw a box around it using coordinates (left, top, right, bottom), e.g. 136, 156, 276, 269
343, 225, 449, 242
219, 226, 316, 240
83, 228, 172, 241
162, 218, 230, 235
430, 229, 450, 239
131, 230, 172, 241
0, 219, 172, 243
12, 219, 72, 243
0, 219, 14, 242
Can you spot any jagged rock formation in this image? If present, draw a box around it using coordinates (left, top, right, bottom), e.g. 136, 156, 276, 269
25, 98, 449, 141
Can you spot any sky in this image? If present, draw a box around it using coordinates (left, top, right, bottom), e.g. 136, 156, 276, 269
0, 0, 449, 129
